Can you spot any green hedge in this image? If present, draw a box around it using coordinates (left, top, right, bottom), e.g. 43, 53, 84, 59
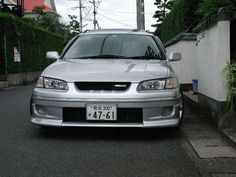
160, 0, 200, 43
0, 13, 63, 74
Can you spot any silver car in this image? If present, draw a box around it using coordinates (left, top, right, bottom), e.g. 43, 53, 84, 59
31, 29, 183, 128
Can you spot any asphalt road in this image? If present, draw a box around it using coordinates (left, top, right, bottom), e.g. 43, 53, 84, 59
0, 84, 202, 177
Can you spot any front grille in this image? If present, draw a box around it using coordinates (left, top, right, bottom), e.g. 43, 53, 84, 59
63, 108, 143, 123
75, 82, 131, 91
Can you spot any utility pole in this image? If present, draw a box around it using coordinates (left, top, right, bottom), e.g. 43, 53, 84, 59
79, 0, 83, 32
92, 0, 96, 30
89, 0, 100, 30
68, 0, 83, 32
136, 0, 145, 30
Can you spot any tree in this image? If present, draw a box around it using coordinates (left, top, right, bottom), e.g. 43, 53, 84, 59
32, 6, 62, 33
159, 0, 201, 42
67, 15, 80, 36
183, 0, 201, 32
152, 0, 173, 30
198, 0, 236, 18
32, 6, 73, 42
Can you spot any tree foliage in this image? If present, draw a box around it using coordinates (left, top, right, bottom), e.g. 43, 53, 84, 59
158, 0, 201, 41
183, 0, 201, 31
32, 6, 69, 35
32, 6, 80, 42
159, 0, 184, 41
68, 15, 80, 35
198, 0, 236, 18
152, 0, 173, 30
157, 0, 236, 42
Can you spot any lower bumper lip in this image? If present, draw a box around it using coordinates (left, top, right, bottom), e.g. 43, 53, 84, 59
31, 118, 181, 128
32, 96, 180, 102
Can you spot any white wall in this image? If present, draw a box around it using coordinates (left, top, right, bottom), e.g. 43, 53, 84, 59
166, 40, 197, 84
196, 21, 230, 101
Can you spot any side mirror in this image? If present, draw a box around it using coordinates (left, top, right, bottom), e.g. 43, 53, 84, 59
46, 51, 59, 60
169, 52, 182, 62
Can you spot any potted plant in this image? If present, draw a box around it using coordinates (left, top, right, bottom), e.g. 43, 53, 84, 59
220, 61, 236, 128
225, 62, 236, 114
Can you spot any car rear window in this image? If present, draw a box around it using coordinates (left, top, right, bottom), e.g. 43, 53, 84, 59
63, 34, 164, 60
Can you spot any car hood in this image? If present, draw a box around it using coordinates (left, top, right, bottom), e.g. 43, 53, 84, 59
43, 59, 171, 82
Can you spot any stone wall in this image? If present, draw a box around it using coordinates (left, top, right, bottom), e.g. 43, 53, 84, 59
7, 72, 41, 86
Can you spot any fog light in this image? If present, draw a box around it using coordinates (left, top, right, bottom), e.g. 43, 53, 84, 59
35, 105, 46, 115
161, 106, 173, 116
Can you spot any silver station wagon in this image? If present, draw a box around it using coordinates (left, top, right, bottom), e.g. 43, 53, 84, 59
31, 29, 183, 128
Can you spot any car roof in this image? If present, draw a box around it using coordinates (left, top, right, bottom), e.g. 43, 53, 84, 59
80, 29, 154, 36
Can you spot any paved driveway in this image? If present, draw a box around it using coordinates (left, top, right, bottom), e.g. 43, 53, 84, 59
0, 84, 201, 177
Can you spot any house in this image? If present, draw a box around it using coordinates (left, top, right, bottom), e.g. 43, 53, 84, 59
2, 0, 57, 17
22, 0, 57, 18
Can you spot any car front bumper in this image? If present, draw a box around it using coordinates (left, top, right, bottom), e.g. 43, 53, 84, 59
31, 83, 183, 128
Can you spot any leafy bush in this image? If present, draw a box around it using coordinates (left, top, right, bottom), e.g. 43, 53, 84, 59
0, 13, 63, 74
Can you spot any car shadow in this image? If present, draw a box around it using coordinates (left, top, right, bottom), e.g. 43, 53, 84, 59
29, 126, 183, 142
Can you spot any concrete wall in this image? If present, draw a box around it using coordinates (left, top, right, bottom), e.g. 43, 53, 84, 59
165, 22, 230, 125
7, 71, 41, 86
166, 40, 197, 84
165, 21, 230, 102
196, 21, 230, 102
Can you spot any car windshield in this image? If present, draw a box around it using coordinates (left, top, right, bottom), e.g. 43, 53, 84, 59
63, 34, 164, 60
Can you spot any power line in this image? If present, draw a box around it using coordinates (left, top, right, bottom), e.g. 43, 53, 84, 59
97, 12, 135, 28
57, 6, 78, 13
97, 0, 103, 8
99, 8, 153, 15
83, 3, 93, 20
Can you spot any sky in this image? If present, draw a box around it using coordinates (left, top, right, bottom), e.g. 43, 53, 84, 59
54, 0, 157, 32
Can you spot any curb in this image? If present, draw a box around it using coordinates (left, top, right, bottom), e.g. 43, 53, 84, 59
220, 128, 236, 146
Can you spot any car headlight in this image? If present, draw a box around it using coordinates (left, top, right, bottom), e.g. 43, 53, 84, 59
137, 78, 177, 91
36, 77, 68, 90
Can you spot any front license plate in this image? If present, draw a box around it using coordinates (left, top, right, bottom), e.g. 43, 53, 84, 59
86, 104, 117, 121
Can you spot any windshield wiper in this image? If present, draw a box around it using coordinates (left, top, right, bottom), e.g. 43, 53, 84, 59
64, 55, 163, 60
77, 55, 129, 59
128, 56, 163, 60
